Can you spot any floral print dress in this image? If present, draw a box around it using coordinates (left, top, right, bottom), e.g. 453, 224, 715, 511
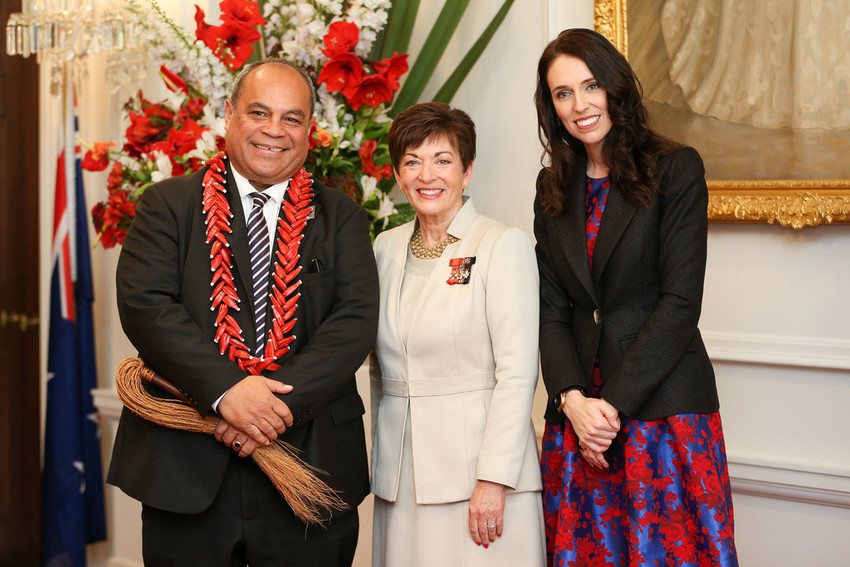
540, 176, 739, 567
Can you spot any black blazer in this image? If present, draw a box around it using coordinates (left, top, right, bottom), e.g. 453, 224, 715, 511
534, 146, 719, 423
107, 162, 379, 516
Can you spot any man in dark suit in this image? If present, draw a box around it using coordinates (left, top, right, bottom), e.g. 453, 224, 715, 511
107, 58, 378, 566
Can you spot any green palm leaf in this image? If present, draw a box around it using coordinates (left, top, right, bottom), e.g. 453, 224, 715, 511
389, 0, 471, 117
371, 0, 422, 60
432, 0, 515, 103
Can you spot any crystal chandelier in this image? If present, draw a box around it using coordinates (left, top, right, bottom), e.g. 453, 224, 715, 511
5, 0, 142, 95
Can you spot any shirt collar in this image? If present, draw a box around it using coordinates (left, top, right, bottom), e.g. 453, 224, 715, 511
229, 161, 289, 206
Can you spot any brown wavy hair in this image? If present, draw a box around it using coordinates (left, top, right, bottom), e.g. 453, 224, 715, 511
388, 102, 476, 172
534, 28, 681, 216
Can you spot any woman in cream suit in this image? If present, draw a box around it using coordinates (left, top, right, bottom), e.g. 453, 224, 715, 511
369, 102, 545, 566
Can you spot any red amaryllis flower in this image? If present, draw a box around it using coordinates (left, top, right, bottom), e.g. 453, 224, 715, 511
140, 96, 175, 124
220, 0, 266, 28
345, 74, 393, 110
81, 141, 117, 172
321, 21, 360, 58
318, 52, 364, 97
195, 6, 261, 71
94, 188, 135, 248
92, 201, 127, 248
91, 202, 105, 234
107, 162, 123, 191
361, 160, 392, 180
358, 139, 377, 161
358, 140, 392, 180
172, 120, 205, 154
123, 111, 166, 157
186, 156, 207, 173
370, 52, 409, 91
194, 5, 213, 41
105, 189, 136, 225
150, 120, 206, 176
177, 96, 207, 124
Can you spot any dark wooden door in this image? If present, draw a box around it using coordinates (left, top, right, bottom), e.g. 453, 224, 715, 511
0, 0, 42, 563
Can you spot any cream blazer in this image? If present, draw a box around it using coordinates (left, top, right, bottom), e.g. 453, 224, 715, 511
370, 198, 542, 504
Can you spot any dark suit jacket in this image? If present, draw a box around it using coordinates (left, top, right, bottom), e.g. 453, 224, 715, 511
534, 146, 719, 423
107, 161, 379, 516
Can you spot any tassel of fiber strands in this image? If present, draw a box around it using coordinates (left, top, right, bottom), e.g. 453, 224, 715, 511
114, 357, 347, 525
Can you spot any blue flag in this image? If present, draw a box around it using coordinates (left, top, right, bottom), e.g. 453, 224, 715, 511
41, 82, 107, 567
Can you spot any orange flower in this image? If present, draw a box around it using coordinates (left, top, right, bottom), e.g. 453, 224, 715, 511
314, 127, 334, 148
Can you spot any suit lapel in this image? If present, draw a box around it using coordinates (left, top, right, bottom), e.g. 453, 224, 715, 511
386, 223, 414, 357
592, 180, 637, 283
557, 164, 597, 302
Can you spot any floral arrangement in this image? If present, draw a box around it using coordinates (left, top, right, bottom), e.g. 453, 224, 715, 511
84, 0, 412, 247
84, 0, 516, 247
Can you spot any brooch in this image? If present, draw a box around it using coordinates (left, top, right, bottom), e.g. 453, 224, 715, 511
447, 256, 476, 285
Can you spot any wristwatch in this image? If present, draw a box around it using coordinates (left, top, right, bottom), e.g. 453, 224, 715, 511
555, 386, 584, 413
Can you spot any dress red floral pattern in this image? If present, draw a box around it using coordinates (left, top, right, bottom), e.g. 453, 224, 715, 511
540, 176, 738, 567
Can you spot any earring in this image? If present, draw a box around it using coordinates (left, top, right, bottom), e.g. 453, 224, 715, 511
462, 184, 468, 192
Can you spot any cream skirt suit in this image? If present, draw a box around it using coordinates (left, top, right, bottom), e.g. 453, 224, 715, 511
370, 198, 545, 566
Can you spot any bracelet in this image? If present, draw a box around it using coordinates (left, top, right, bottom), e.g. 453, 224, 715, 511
559, 390, 567, 413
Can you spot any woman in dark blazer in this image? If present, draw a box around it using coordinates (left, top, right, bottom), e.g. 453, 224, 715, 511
533, 29, 738, 566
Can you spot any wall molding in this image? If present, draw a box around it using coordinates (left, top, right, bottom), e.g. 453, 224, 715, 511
92, 387, 124, 420
728, 454, 850, 509
703, 331, 850, 371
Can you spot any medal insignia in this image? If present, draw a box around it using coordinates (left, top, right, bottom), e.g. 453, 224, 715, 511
447, 256, 476, 285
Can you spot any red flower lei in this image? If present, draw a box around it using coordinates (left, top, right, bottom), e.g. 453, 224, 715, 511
202, 151, 314, 375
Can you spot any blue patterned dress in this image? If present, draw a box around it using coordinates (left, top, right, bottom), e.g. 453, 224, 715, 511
540, 176, 738, 567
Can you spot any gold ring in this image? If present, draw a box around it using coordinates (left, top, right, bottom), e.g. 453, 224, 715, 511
233, 440, 242, 450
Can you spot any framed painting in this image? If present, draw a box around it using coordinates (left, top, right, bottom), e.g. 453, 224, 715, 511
594, 0, 850, 228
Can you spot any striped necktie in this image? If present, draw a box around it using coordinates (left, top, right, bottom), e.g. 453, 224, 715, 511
247, 192, 272, 355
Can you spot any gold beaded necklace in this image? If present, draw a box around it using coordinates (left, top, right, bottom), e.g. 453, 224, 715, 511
410, 226, 458, 260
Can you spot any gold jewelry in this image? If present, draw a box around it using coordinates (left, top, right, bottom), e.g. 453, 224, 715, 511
410, 226, 458, 260
462, 184, 468, 192
559, 391, 567, 413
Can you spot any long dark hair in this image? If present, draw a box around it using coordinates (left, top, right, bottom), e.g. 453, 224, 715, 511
534, 28, 680, 216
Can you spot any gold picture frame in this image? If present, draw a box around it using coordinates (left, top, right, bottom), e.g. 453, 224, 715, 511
594, 0, 850, 228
